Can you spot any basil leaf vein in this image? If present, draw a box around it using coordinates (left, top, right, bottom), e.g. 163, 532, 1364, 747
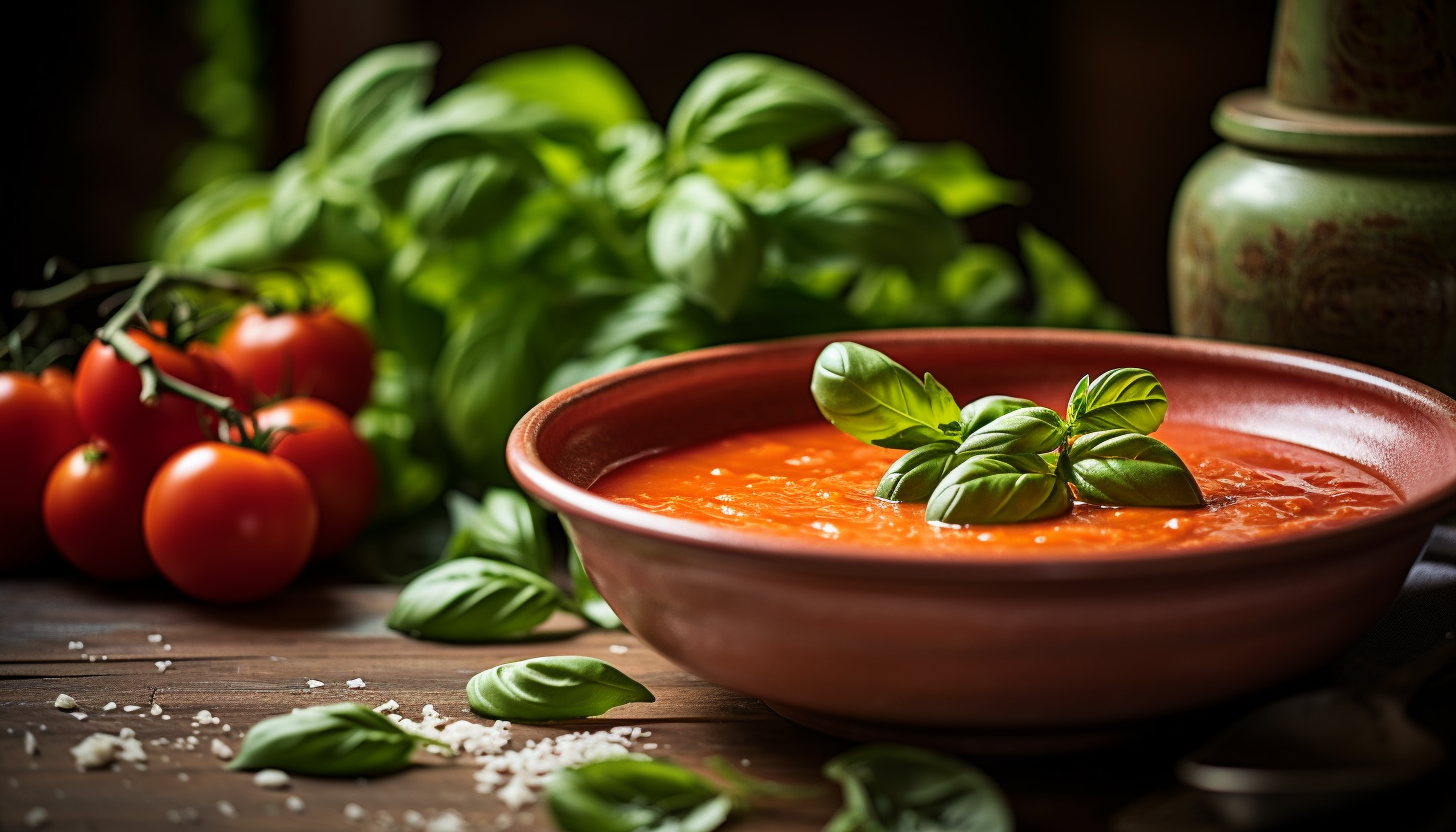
823, 743, 1013, 832
1065, 430, 1203, 507
386, 557, 569, 643
811, 342, 961, 450
876, 442, 962, 503
466, 656, 654, 721
1067, 367, 1167, 435
925, 454, 1070, 525
958, 395, 1037, 438
955, 407, 1066, 456
229, 703, 422, 776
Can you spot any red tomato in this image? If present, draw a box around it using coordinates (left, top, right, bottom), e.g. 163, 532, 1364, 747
0, 370, 87, 570
253, 398, 376, 559
144, 443, 317, 603
187, 341, 250, 414
44, 441, 156, 581
220, 306, 374, 414
73, 331, 235, 469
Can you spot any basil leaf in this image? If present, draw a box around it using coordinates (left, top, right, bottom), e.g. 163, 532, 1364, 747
228, 704, 421, 776
811, 342, 962, 450
569, 537, 623, 630
955, 407, 1066, 456
823, 744, 1012, 832
443, 489, 552, 577
876, 442, 961, 503
1066, 375, 1090, 423
1065, 430, 1203, 507
768, 171, 961, 281
404, 154, 528, 240
307, 42, 438, 165
1066, 368, 1168, 435
471, 46, 647, 134
600, 121, 668, 215
925, 454, 1070, 525
548, 759, 734, 832
647, 174, 763, 321
386, 557, 568, 643
666, 53, 882, 161
155, 174, 279, 270
837, 132, 1029, 218
466, 656, 654, 721
958, 395, 1037, 437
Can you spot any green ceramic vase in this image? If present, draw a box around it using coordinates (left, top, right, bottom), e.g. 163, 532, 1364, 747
1169, 0, 1456, 395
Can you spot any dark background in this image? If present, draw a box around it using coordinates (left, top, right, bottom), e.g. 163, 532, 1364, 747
17, 0, 1276, 332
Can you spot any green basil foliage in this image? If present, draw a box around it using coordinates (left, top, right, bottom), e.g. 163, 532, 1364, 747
155, 42, 1128, 522
386, 557, 570, 642
467, 656, 653, 721
548, 759, 736, 832
811, 342, 1202, 524
229, 703, 431, 776
823, 744, 1012, 832
443, 488, 552, 576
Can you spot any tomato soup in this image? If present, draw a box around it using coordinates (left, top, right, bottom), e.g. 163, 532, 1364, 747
590, 422, 1400, 557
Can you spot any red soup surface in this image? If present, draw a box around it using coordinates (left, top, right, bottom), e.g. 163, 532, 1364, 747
590, 422, 1401, 558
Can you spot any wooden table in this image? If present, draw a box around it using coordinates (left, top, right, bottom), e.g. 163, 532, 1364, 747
1, 573, 1450, 832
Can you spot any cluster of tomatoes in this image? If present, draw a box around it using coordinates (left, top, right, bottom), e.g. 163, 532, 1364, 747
0, 305, 377, 603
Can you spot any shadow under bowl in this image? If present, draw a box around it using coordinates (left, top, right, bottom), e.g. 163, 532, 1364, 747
507, 329, 1456, 749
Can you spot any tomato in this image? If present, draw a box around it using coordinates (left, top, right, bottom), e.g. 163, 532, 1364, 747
220, 306, 374, 415
187, 340, 250, 414
253, 398, 376, 558
44, 441, 156, 581
144, 443, 317, 603
0, 370, 87, 570
73, 331, 235, 469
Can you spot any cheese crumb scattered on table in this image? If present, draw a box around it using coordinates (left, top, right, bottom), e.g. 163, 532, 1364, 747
177, 772, 188, 782
253, 769, 290, 789
147, 634, 163, 643
150, 704, 163, 716
217, 800, 238, 819
24, 731, 38, 755
123, 705, 141, 713
740, 758, 751, 766
374, 699, 399, 713
346, 678, 366, 689
608, 645, 629, 654
67, 641, 83, 650
210, 739, 234, 760
403, 809, 425, 828
103, 703, 116, 711
70, 730, 147, 769
155, 661, 172, 673
70, 712, 88, 721
23, 806, 48, 829
427, 812, 467, 832
285, 795, 305, 813
164, 644, 172, 651
54, 694, 77, 710
306, 679, 324, 689
195, 710, 220, 725
344, 803, 367, 822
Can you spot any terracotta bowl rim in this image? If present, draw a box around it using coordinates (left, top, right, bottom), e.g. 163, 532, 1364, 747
507, 328, 1456, 582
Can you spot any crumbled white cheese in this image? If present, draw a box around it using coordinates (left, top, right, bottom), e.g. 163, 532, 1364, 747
178, 772, 189, 782
24, 731, 38, 755
103, 703, 116, 711
217, 800, 238, 819
164, 644, 172, 651
346, 678, 366, 689
306, 679, 324, 689
69, 731, 148, 769
68, 641, 83, 650
150, 704, 163, 716
344, 803, 367, 822
54, 694, 77, 710
253, 769, 290, 789
427, 812, 467, 832
210, 739, 234, 760
195, 710, 220, 725
70, 712, 88, 721
285, 795, 305, 813
148, 634, 163, 643
473, 728, 640, 808
23, 806, 48, 828
155, 661, 172, 673
123, 705, 141, 713
373, 699, 399, 714
403, 809, 426, 829
608, 645, 629, 654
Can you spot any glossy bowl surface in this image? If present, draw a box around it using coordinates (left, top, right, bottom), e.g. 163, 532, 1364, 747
506, 329, 1456, 740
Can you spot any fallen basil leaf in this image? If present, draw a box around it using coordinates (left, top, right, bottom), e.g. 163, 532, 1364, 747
955, 407, 1066, 456
548, 758, 735, 832
823, 743, 1012, 832
925, 454, 1070, 525
229, 703, 426, 776
386, 557, 569, 642
647, 174, 763, 321
1065, 430, 1202, 507
1066, 368, 1168, 435
444, 488, 553, 577
568, 536, 623, 630
811, 342, 962, 450
876, 442, 961, 503
467, 656, 654, 721
958, 395, 1038, 438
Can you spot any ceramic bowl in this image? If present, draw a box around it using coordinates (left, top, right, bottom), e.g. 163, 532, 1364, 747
506, 329, 1456, 750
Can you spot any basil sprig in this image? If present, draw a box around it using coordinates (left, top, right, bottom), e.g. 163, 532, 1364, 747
443, 488, 553, 577
823, 744, 1012, 832
811, 343, 1202, 524
229, 703, 436, 776
811, 342, 961, 450
386, 557, 572, 642
466, 656, 654, 721
548, 759, 736, 832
